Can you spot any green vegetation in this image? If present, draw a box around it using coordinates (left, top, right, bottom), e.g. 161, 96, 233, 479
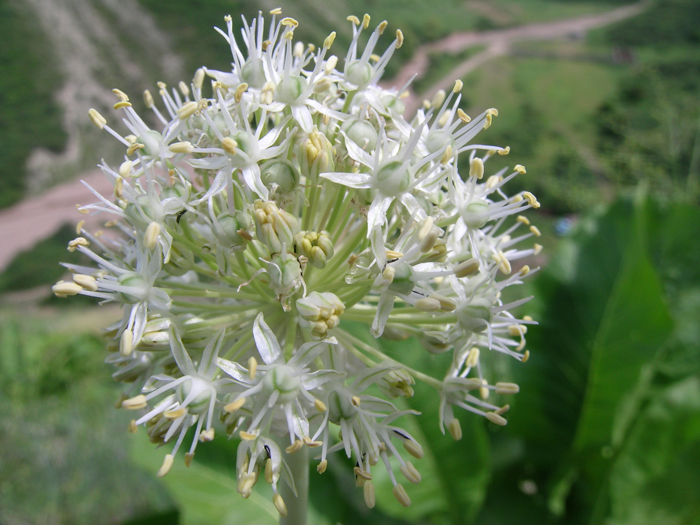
412, 47, 486, 95
0, 224, 85, 294
0, 0, 67, 209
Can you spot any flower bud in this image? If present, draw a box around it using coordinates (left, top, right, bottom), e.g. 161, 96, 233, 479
261, 160, 300, 195
294, 230, 334, 268
378, 369, 415, 398
341, 118, 378, 151
214, 210, 253, 248
254, 200, 299, 254
296, 292, 345, 338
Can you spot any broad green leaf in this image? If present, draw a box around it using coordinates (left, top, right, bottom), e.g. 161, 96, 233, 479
129, 432, 278, 525
608, 376, 700, 525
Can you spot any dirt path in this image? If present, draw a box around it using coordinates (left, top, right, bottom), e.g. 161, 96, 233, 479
0, 2, 648, 273
391, 0, 648, 115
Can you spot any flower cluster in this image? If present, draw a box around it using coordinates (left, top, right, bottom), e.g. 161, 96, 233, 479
54, 10, 541, 515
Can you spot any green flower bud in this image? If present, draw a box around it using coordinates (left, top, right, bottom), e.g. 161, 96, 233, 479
294, 230, 334, 268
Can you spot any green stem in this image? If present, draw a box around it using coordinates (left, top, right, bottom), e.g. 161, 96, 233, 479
278, 444, 308, 525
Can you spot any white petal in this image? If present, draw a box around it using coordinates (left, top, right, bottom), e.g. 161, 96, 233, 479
320, 171, 372, 188
253, 313, 282, 364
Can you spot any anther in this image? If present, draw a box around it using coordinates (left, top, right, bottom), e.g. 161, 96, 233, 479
114, 101, 132, 110
52, 281, 83, 296
457, 108, 471, 123
530, 225, 541, 237
317, 459, 328, 474
88, 108, 106, 129
120, 329, 134, 356
415, 298, 440, 312
126, 143, 144, 156
448, 418, 462, 441
364, 480, 376, 508
270, 8, 282, 15
430, 294, 457, 312
467, 347, 480, 368
303, 437, 323, 447
143, 90, 154, 108
314, 398, 327, 412
469, 157, 484, 179
177, 101, 198, 120
224, 397, 246, 413
354, 466, 373, 480
178, 81, 190, 97
239, 431, 258, 441
454, 258, 479, 278
222, 137, 238, 155
234, 83, 248, 103
400, 461, 421, 484
248, 356, 258, 380
122, 395, 148, 410
199, 428, 215, 442
514, 164, 527, 174
351, 395, 361, 406
378, 20, 388, 34
145, 221, 161, 250
396, 29, 404, 48
517, 215, 530, 225
286, 440, 303, 454
485, 412, 508, 426
75, 220, 85, 234
185, 453, 194, 467
521, 350, 530, 362
534, 243, 543, 254
157, 454, 174, 478
281, 17, 298, 27
508, 324, 526, 337
403, 440, 424, 459
273, 494, 288, 517
119, 160, 133, 178
128, 419, 138, 433
165, 407, 187, 419
495, 382, 520, 395
324, 31, 336, 49
393, 483, 411, 507
347, 15, 360, 25
498, 146, 510, 155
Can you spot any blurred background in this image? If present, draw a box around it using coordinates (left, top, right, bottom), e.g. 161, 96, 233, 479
1, 0, 699, 523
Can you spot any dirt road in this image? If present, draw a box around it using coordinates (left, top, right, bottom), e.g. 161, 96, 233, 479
0, 1, 647, 272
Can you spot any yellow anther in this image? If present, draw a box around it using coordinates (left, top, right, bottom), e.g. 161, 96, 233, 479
534, 243, 543, 255
480, 379, 490, 400
113, 176, 123, 199
157, 454, 174, 478
178, 81, 190, 97
317, 459, 328, 474
68, 237, 89, 252
269, 8, 282, 15
519, 265, 531, 276
386, 250, 403, 259
400, 461, 422, 484
119, 160, 133, 178
52, 281, 82, 297
199, 428, 215, 442
75, 220, 85, 235
396, 29, 404, 48
441, 144, 453, 165
113, 101, 132, 110
469, 157, 484, 179
393, 483, 411, 507
76, 204, 89, 215
284, 31, 294, 40
454, 258, 480, 278
403, 439, 424, 459
495, 382, 520, 395
281, 17, 298, 27
415, 298, 441, 312
347, 15, 360, 25
169, 141, 193, 154
517, 215, 530, 225
303, 436, 323, 447
448, 418, 462, 441
185, 452, 194, 467
128, 419, 138, 433
262, 40, 272, 51
143, 89, 154, 108
239, 431, 258, 441
354, 466, 373, 480
378, 20, 388, 34
493, 250, 512, 274
177, 101, 198, 120
165, 407, 187, 419
514, 164, 527, 174
522, 191, 540, 208
496, 404, 510, 415
224, 15, 232, 22
364, 480, 376, 508
454, 109, 470, 124
508, 324, 527, 337
112, 88, 129, 101
157, 81, 167, 90
248, 356, 258, 380
487, 108, 499, 116
484, 113, 493, 129
486, 412, 508, 426
144, 221, 161, 250
224, 397, 246, 413
530, 225, 541, 237
73, 273, 97, 291
234, 83, 248, 103
125, 134, 137, 144
126, 143, 144, 156
285, 439, 303, 454
307, 43, 316, 53
273, 494, 288, 518
453, 79, 463, 93
362, 14, 371, 28
324, 31, 336, 49
193, 68, 205, 90
351, 395, 361, 406
466, 347, 480, 368
432, 89, 446, 109
498, 146, 510, 155
314, 398, 327, 412
521, 350, 530, 362
220, 137, 238, 156
122, 395, 147, 410
88, 108, 106, 129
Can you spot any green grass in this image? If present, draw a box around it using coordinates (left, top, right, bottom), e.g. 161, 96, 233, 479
0, 0, 67, 209
412, 46, 486, 94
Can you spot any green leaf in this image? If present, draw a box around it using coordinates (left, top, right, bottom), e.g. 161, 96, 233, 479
608, 376, 700, 525
129, 432, 278, 525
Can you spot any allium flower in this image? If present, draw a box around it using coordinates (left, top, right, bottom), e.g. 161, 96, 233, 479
55, 9, 542, 522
